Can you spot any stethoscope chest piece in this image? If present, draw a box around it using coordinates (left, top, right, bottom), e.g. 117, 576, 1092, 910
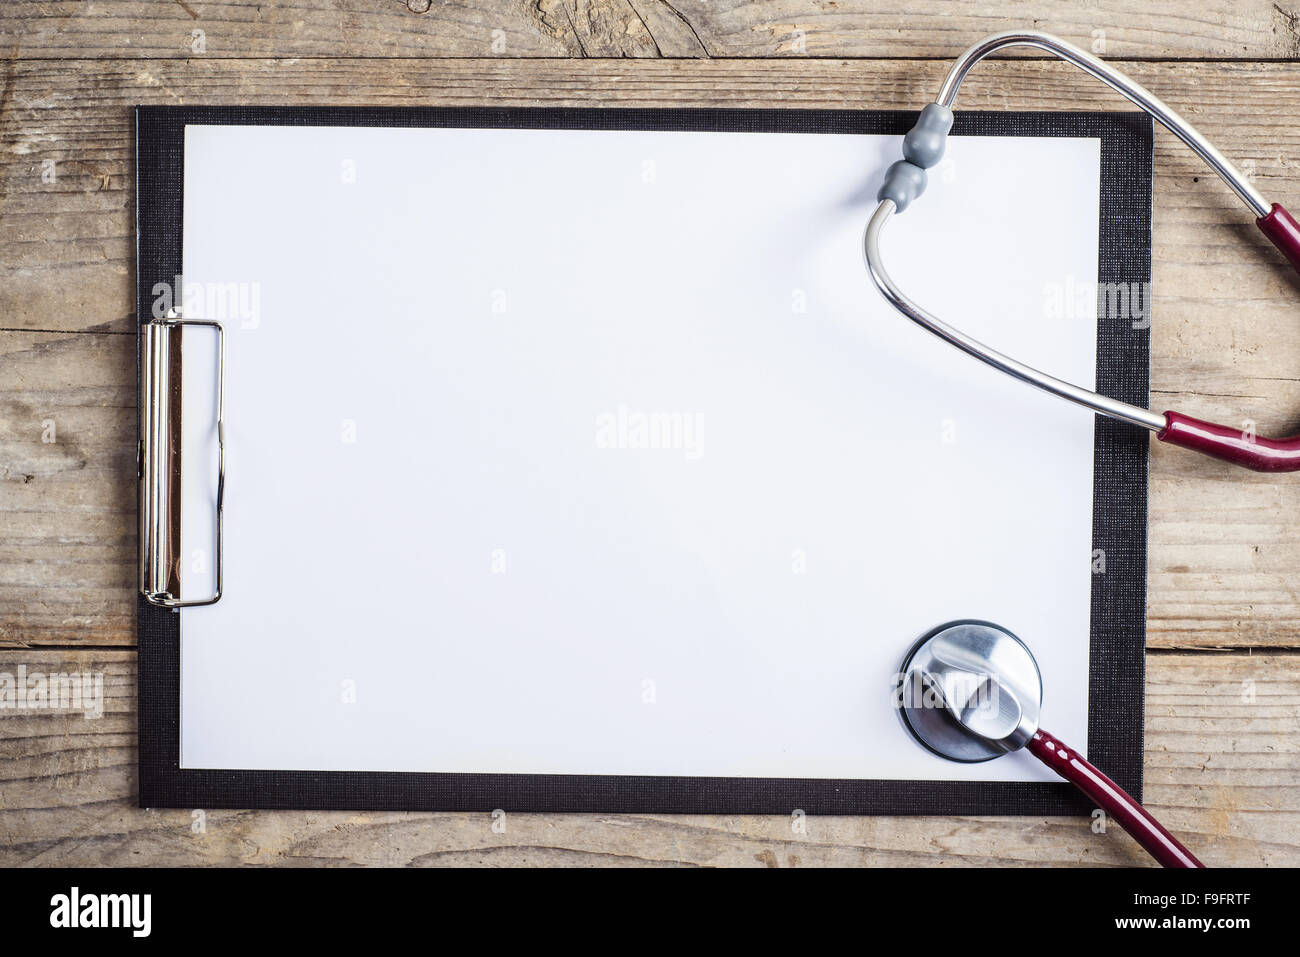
897, 619, 1043, 763
894, 616, 1203, 866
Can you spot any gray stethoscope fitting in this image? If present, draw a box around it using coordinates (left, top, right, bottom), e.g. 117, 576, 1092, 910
863, 30, 1269, 436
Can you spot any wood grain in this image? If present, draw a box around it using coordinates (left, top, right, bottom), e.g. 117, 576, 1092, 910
0, 650, 1293, 866
1, 1, 1298, 867
5, 57, 1300, 647
0, 332, 136, 648
2, 1, 1299, 60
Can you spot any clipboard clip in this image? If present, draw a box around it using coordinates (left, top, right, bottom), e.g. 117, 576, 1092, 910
139, 308, 225, 608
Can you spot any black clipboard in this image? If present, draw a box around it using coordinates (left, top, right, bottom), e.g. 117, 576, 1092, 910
136, 105, 1152, 814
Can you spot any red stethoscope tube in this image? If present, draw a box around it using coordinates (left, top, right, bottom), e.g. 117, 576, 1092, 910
1157, 203, 1300, 472
1160, 411, 1300, 473
1257, 202, 1300, 273
1029, 729, 1204, 868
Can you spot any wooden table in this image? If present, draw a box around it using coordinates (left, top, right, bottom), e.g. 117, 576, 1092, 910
2, 1, 1298, 867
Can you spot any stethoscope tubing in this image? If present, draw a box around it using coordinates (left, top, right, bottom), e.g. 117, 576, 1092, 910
936, 31, 1268, 216
864, 199, 1167, 434
1029, 727, 1204, 868
868, 30, 1300, 472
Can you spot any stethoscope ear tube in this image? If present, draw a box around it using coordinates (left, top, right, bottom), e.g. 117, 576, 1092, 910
1159, 412, 1300, 472
869, 30, 1300, 472
1257, 202, 1300, 273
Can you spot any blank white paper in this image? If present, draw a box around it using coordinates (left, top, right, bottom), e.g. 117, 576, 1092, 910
177, 123, 1101, 782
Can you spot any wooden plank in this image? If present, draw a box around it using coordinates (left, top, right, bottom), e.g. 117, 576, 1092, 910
0, 650, 1293, 866
0, 331, 136, 648
1, 1, 1297, 60
4, 58, 1300, 647
6, 57, 1300, 338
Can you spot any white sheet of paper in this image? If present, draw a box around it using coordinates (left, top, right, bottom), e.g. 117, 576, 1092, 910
177, 123, 1100, 782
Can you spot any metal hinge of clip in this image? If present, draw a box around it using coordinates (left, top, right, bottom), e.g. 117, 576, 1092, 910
139, 308, 226, 608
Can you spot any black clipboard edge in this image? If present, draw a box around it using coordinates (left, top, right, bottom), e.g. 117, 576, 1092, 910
136, 105, 1152, 815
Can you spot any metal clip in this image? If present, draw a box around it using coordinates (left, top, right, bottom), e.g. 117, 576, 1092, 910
139, 308, 225, 607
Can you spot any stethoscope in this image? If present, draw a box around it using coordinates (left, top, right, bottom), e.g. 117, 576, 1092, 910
898, 620, 1203, 868
879, 32, 1224, 867
866, 30, 1300, 472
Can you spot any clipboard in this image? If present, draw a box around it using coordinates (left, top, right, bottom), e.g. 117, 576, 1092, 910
136, 105, 1152, 814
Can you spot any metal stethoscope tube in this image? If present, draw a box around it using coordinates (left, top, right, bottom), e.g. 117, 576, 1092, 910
935, 31, 1267, 216
865, 30, 1300, 470
864, 199, 1167, 433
